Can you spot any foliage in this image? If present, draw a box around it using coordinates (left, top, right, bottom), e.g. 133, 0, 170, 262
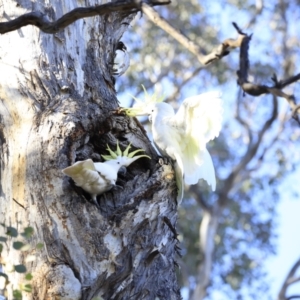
0, 224, 43, 300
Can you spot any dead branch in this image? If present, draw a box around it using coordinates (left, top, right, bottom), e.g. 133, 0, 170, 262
141, 3, 243, 65
233, 22, 300, 124
135, 9, 300, 122
278, 257, 300, 300
235, 89, 253, 145
0, 0, 170, 34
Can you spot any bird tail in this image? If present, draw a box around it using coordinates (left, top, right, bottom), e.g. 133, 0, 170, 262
184, 148, 216, 191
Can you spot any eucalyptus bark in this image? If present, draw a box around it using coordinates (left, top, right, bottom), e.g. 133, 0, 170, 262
0, 1, 180, 299
191, 207, 221, 300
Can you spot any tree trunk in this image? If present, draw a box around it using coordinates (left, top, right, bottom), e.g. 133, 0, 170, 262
0, 1, 180, 299
191, 206, 221, 300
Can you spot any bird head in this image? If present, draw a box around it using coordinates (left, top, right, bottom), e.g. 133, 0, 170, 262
101, 141, 151, 167
121, 85, 165, 117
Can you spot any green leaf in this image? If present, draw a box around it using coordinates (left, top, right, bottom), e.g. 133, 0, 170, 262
25, 273, 33, 281
13, 241, 25, 250
13, 289, 22, 300
14, 264, 27, 273
22, 283, 32, 292
36, 242, 44, 250
21, 227, 34, 239
0, 243, 3, 253
6, 226, 18, 237
0, 236, 8, 242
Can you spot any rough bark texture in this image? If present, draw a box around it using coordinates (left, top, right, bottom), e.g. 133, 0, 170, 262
0, 1, 180, 299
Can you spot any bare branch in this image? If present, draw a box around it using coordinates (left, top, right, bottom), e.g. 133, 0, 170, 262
189, 185, 210, 211
234, 24, 300, 124
138, 10, 300, 120
141, 3, 243, 65
235, 89, 253, 145
278, 257, 300, 300
287, 296, 300, 300
168, 66, 203, 103
247, 111, 287, 173
287, 276, 300, 286
219, 95, 278, 205
0, 0, 170, 34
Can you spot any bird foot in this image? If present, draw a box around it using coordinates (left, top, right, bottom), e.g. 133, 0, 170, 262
92, 196, 100, 209
158, 156, 172, 166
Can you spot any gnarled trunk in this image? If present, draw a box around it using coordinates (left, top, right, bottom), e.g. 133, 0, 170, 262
0, 1, 180, 299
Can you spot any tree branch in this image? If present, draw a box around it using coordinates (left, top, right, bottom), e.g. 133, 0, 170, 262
219, 95, 278, 205
0, 0, 170, 34
189, 184, 210, 211
168, 66, 203, 103
247, 111, 287, 173
278, 257, 300, 300
141, 3, 243, 65
235, 89, 253, 146
287, 296, 300, 300
233, 22, 300, 124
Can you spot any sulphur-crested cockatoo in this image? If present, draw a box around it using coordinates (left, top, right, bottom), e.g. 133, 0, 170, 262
62, 142, 150, 206
123, 89, 222, 203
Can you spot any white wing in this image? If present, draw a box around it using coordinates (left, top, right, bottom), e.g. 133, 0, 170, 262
62, 159, 113, 197
184, 148, 216, 190
174, 91, 222, 145
169, 91, 222, 187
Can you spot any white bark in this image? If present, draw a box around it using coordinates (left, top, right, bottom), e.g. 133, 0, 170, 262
0, 1, 180, 299
191, 206, 221, 300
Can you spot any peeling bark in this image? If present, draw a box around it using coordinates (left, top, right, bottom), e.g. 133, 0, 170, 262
0, 1, 180, 299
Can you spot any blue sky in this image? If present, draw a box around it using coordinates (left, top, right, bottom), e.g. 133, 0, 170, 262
266, 171, 300, 299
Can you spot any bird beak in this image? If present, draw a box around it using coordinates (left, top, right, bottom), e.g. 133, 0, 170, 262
118, 166, 127, 176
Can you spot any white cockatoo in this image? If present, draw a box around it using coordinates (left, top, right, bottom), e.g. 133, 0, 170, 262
123, 89, 222, 203
62, 142, 150, 207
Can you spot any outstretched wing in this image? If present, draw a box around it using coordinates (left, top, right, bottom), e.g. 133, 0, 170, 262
175, 91, 222, 146
62, 159, 105, 194
169, 91, 222, 187
62, 159, 96, 181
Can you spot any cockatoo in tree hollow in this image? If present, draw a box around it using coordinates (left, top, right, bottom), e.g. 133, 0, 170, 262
123, 89, 222, 203
62, 142, 150, 207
